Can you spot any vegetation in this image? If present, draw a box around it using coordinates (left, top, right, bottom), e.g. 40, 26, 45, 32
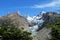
0, 19, 32, 40
45, 17, 60, 40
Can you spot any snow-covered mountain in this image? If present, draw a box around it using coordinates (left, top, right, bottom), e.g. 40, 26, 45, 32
26, 11, 59, 40
26, 12, 44, 35
0, 11, 59, 40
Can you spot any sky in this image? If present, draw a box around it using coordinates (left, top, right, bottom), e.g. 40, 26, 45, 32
0, 0, 60, 16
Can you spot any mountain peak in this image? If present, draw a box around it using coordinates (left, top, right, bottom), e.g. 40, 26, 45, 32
41, 11, 46, 13
7, 11, 20, 17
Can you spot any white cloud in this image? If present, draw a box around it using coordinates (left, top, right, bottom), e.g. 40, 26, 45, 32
32, 0, 60, 8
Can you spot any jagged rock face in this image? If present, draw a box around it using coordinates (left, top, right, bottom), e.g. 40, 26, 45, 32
42, 12, 60, 25
0, 12, 29, 31
32, 12, 59, 40
42, 12, 58, 20
35, 12, 60, 40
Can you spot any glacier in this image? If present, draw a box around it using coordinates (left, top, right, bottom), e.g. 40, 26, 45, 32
27, 13, 44, 36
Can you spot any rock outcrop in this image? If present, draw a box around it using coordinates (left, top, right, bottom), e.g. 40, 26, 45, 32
35, 12, 60, 40
0, 12, 29, 31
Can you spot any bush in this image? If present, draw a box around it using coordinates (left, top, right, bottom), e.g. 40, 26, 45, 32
0, 19, 32, 40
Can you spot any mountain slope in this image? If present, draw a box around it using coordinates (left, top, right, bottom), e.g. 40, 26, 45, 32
0, 12, 29, 31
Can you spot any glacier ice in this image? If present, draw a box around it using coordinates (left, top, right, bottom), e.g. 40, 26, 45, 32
27, 14, 44, 35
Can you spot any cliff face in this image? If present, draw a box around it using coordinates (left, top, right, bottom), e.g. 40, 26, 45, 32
0, 12, 29, 31
42, 12, 60, 26
33, 12, 60, 40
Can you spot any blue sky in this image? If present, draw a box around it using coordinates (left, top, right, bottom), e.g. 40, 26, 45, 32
0, 0, 60, 16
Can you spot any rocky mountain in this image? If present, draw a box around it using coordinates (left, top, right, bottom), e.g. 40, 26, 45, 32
0, 11, 60, 40
35, 12, 60, 40
0, 12, 29, 31
27, 12, 60, 40
42, 12, 60, 27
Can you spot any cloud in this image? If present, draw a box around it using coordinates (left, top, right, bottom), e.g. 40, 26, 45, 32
32, 0, 60, 8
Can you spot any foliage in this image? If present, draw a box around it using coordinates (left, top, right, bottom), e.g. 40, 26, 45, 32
45, 17, 60, 40
0, 19, 32, 40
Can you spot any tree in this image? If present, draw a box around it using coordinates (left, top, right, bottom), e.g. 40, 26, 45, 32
45, 17, 60, 40
0, 19, 32, 40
